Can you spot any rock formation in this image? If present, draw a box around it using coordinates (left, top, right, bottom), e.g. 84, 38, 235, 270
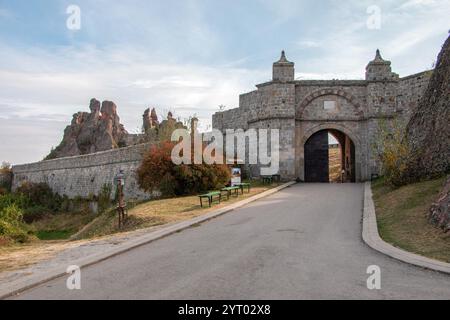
46, 99, 129, 159
405, 35, 450, 181
429, 177, 450, 233
403, 35, 449, 233
142, 109, 184, 143
143, 108, 159, 132
46, 100, 186, 160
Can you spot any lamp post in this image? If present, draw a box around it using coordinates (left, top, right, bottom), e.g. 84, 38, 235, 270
114, 170, 127, 228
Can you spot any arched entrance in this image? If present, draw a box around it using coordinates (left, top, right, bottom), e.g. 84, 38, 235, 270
304, 129, 356, 183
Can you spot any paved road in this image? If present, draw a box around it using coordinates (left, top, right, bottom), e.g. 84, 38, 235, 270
12, 184, 450, 300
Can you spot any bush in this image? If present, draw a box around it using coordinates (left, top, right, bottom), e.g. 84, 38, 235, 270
0, 203, 30, 243
0, 193, 27, 210
0, 182, 64, 226
137, 141, 231, 197
0, 187, 7, 196
373, 119, 411, 187
0, 162, 12, 191
16, 182, 62, 213
22, 205, 48, 223
98, 184, 112, 213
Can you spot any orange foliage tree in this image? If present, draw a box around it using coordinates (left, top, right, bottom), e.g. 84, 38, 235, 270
137, 141, 230, 197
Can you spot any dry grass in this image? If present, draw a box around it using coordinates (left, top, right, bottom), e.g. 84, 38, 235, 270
0, 182, 280, 272
372, 177, 450, 263
0, 212, 97, 272
73, 183, 278, 239
30, 212, 96, 240
329, 147, 342, 183
0, 240, 83, 272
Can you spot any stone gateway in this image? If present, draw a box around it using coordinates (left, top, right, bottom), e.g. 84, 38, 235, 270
213, 50, 432, 182
11, 49, 435, 200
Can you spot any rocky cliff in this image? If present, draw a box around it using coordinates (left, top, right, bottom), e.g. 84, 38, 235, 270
404, 35, 450, 233
405, 35, 450, 181
46, 101, 185, 160
46, 99, 129, 159
429, 177, 450, 233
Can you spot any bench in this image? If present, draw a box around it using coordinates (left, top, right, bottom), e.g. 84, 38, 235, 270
235, 183, 251, 194
261, 176, 274, 185
272, 174, 281, 183
221, 186, 241, 200
199, 191, 222, 208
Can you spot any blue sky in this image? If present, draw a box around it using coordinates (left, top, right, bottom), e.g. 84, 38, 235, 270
0, 0, 449, 164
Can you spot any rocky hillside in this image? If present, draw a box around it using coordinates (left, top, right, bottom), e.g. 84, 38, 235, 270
46, 99, 129, 159
404, 35, 449, 233
46, 99, 185, 160
405, 35, 450, 181
429, 177, 450, 233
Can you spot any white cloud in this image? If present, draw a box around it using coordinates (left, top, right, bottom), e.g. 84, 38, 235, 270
1, 0, 449, 164
398, 0, 440, 9
295, 40, 322, 49
0, 44, 266, 163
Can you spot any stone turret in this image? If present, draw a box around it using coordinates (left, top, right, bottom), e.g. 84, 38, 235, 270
365, 49, 399, 81
273, 50, 295, 82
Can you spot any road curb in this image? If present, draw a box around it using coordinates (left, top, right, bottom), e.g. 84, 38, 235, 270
0, 181, 296, 299
362, 182, 450, 275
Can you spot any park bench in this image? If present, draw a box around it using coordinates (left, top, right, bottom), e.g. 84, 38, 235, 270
261, 176, 274, 185
221, 186, 241, 200
199, 191, 222, 208
235, 183, 251, 194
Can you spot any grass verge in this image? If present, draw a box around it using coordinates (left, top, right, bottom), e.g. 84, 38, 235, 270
0, 181, 282, 272
30, 212, 96, 240
72, 181, 280, 240
372, 176, 450, 263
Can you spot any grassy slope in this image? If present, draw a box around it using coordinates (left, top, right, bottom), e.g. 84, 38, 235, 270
0, 182, 280, 272
30, 212, 96, 240
372, 177, 450, 263
72, 182, 279, 240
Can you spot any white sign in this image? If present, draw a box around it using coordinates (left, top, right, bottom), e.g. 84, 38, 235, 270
231, 168, 241, 186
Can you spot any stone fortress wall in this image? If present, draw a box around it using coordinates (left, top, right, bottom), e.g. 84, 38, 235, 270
11, 105, 185, 201
12, 143, 153, 200
213, 69, 431, 140
213, 50, 432, 182
11, 50, 434, 198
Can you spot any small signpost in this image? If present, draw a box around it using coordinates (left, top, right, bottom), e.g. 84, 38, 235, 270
114, 169, 127, 228
231, 167, 242, 187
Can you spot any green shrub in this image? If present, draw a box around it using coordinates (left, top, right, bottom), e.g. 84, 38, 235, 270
0, 182, 65, 226
16, 182, 62, 213
0, 193, 27, 210
373, 119, 411, 187
0, 187, 7, 196
0, 203, 30, 243
0, 162, 12, 191
98, 184, 112, 213
22, 205, 49, 223
158, 173, 177, 198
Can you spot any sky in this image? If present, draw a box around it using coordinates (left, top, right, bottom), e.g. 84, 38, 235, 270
0, 0, 448, 165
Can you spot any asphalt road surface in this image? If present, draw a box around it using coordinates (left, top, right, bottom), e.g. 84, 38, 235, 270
11, 184, 450, 300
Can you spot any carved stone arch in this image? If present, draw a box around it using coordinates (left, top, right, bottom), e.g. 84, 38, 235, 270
301, 123, 361, 149
296, 88, 365, 119
299, 123, 362, 182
